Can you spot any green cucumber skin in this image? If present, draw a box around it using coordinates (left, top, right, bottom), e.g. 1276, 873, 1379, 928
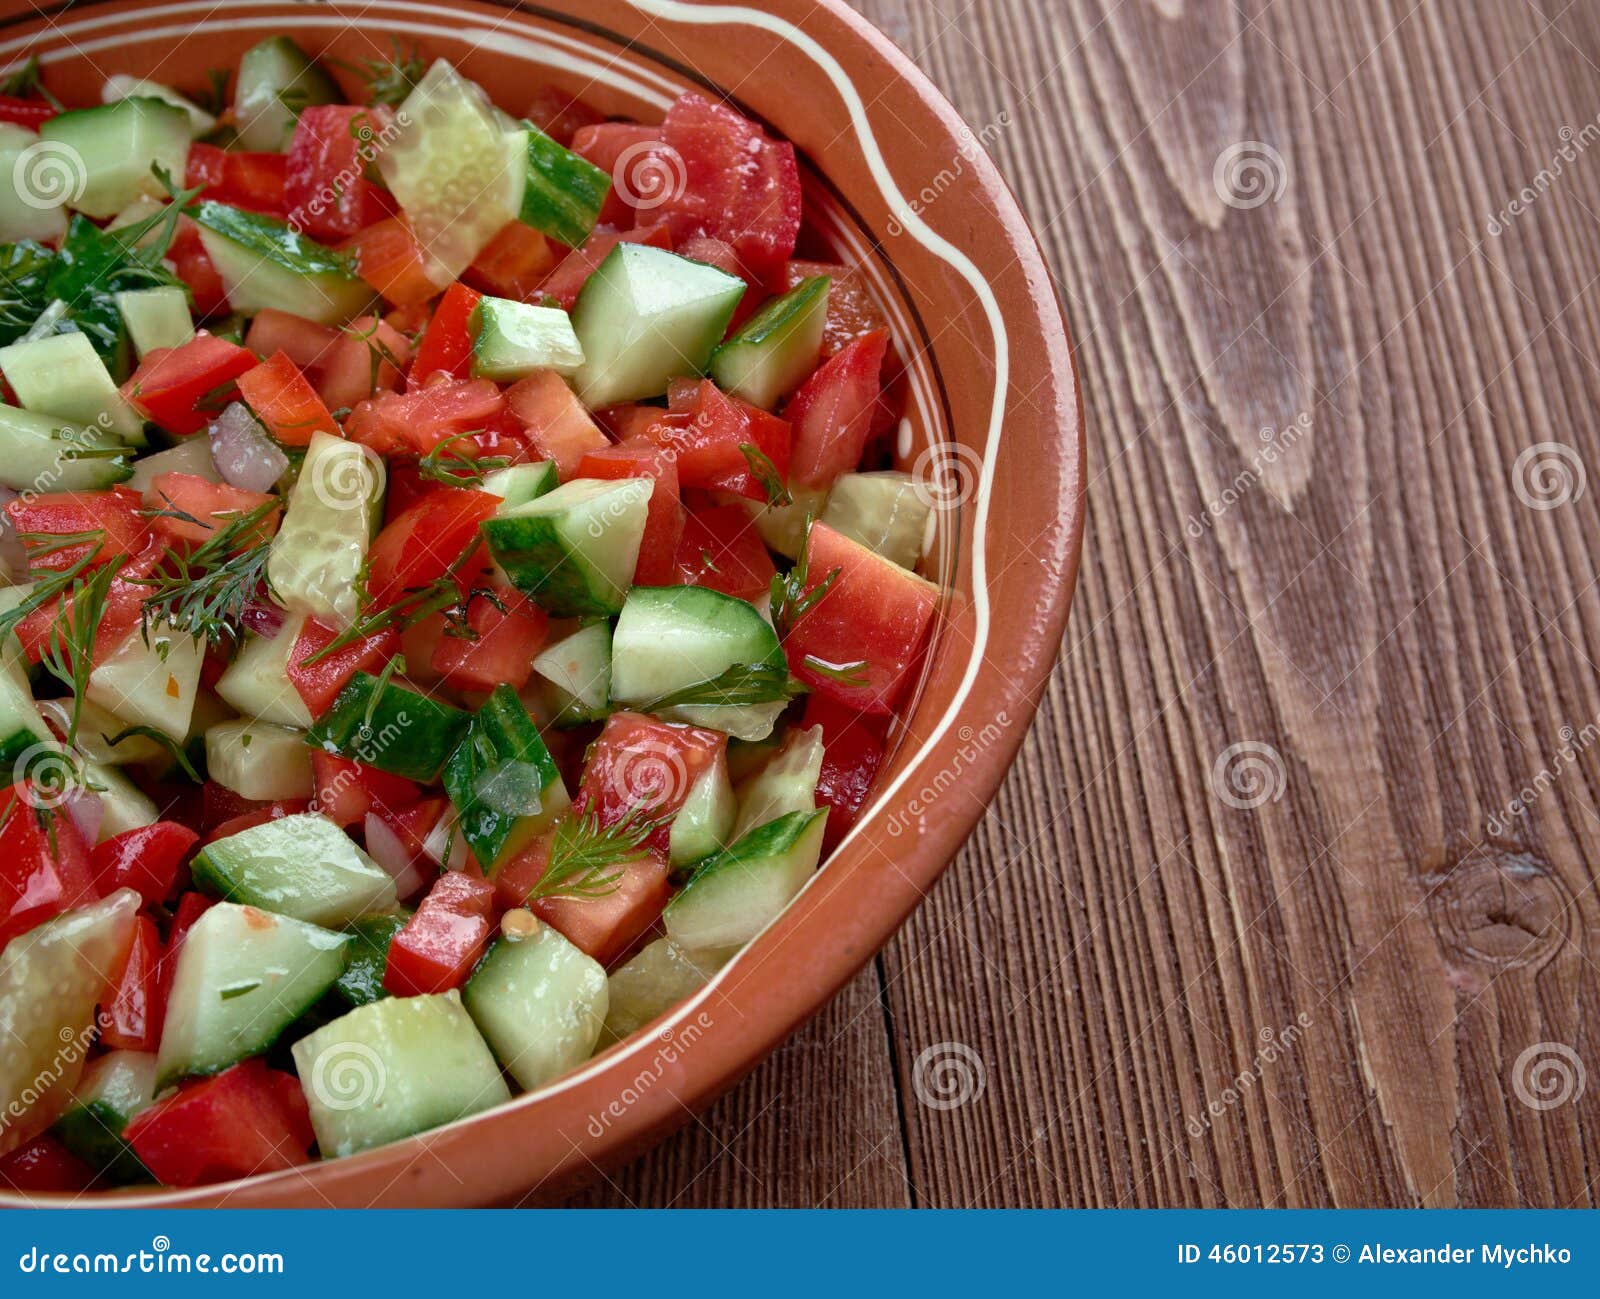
663, 809, 826, 949
482, 512, 618, 617
709, 275, 830, 408
234, 37, 341, 152
307, 673, 472, 784
53, 1099, 150, 1184
190, 200, 359, 279
517, 123, 611, 248
332, 912, 410, 1008
442, 684, 563, 871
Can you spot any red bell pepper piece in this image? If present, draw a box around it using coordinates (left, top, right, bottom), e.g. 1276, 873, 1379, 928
408, 281, 480, 384
801, 695, 888, 852
383, 871, 497, 996
143, 473, 279, 546
430, 586, 550, 693
576, 439, 684, 585
285, 105, 393, 240
364, 486, 500, 610
0, 787, 98, 950
234, 351, 339, 445
123, 1059, 314, 1187
90, 821, 198, 907
121, 332, 258, 435
5, 485, 148, 572
97, 915, 165, 1052
185, 143, 287, 216
0, 1135, 96, 1193
673, 503, 777, 601
341, 216, 439, 308
785, 331, 889, 489
465, 221, 558, 299
345, 377, 504, 456
784, 522, 939, 714
0, 95, 55, 130
310, 752, 421, 828
287, 618, 401, 719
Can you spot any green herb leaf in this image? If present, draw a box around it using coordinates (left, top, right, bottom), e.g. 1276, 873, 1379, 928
33, 555, 128, 745
0, 54, 61, 108
105, 724, 203, 782
136, 500, 279, 647
799, 656, 870, 689
740, 442, 792, 507
416, 430, 507, 490
528, 805, 667, 903
219, 979, 262, 1001
768, 516, 840, 640
642, 662, 807, 711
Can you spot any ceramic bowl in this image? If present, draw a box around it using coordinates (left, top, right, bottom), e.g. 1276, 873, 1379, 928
0, 0, 1084, 1207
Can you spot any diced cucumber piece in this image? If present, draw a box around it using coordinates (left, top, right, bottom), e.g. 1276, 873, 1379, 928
0, 126, 66, 243
710, 275, 829, 409
268, 430, 385, 630
571, 243, 745, 407
731, 487, 829, 561
234, 37, 341, 152
0, 890, 139, 1152
0, 649, 48, 771
463, 928, 607, 1091
36, 697, 159, 769
821, 471, 932, 571
483, 477, 653, 617
0, 330, 145, 443
126, 435, 217, 492
291, 991, 510, 1158
378, 61, 525, 281
191, 813, 397, 927
470, 296, 584, 381
514, 122, 610, 248
669, 756, 736, 866
308, 673, 470, 784
86, 622, 206, 741
0, 403, 132, 492
442, 684, 567, 872
53, 1050, 158, 1184
531, 620, 612, 726
156, 901, 352, 1088
102, 74, 216, 137
85, 760, 158, 841
193, 201, 372, 324
482, 459, 558, 508
732, 725, 823, 838
38, 97, 191, 218
602, 937, 732, 1044
331, 912, 410, 1009
611, 585, 788, 741
114, 286, 194, 359
205, 719, 314, 802
216, 611, 313, 728
663, 810, 826, 950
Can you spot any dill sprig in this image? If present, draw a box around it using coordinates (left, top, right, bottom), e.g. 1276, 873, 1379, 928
0, 530, 108, 644
768, 517, 841, 640
417, 430, 508, 490
34, 555, 127, 745
740, 443, 792, 507
643, 662, 807, 711
336, 39, 425, 108
0, 54, 62, 108
528, 805, 668, 903
105, 724, 202, 781
136, 501, 278, 647
342, 315, 408, 394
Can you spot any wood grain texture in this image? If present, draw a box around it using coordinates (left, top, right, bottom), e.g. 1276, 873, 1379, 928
571, 0, 1600, 1207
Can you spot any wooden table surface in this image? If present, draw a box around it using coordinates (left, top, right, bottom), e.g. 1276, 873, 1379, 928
572, 0, 1600, 1207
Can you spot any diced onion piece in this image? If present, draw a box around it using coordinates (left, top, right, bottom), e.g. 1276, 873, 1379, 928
363, 811, 427, 902
208, 402, 289, 494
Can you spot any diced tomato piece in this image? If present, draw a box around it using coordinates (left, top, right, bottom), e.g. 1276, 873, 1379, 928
244, 307, 339, 373
0, 96, 55, 130
524, 84, 605, 148
341, 216, 440, 308
122, 332, 258, 435
97, 915, 165, 1052
538, 221, 673, 310
656, 92, 801, 278
677, 234, 762, 328
572, 122, 665, 226
780, 260, 889, 356
383, 871, 497, 996
535, 854, 670, 967
345, 376, 504, 456
408, 281, 480, 385
785, 522, 938, 713
287, 618, 401, 719
0, 1135, 96, 1193
285, 105, 393, 240
365, 486, 499, 610
430, 586, 550, 692
641, 380, 790, 500
123, 1059, 313, 1187
785, 331, 888, 488
12, 539, 159, 666
466, 221, 558, 300
309, 751, 421, 828
0, 787, 98, 950
504, 368, 608, 477
5, 486, 147, 571
203, 800, 311, 844
234, 351, 338, 445
143, 473, 279, 546
168, 218, 229, 318
167, 891, 215, 948
574, 438, 683, 585
315, 315, 412, 413
185, 143, 287, 216
90, 821, 197, 907
801, 694, 887, 852
674, 504, 776, 600
577, 712, 725, 857
595, 402, 673, 444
